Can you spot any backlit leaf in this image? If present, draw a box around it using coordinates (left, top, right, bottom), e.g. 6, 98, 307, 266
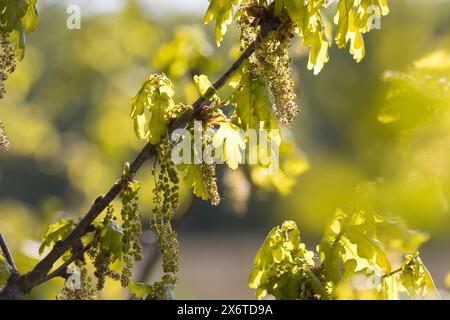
212, 122, 246, 170
203, 0, 238, 47
39, 219, 74, 255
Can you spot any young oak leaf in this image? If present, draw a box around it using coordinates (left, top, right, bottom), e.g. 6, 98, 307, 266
193, 74, 219, 101
130, 74, 175, 144
212, 122, 246, 170
249, 220, 317, 300
399, 254, 439, 299
303, 5, 330, 75
334, 0, 390, 62
345, 226, 391, 273
20, 0, 39, 34
284, 1, 330, 75
1, 0, 39, 60
203, 0, 238, 47
128, 280, 152, 299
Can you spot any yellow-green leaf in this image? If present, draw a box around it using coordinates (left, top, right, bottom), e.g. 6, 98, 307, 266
193, 74, 219, 101
39, 219, 74, 255
212, 122, 246, 170
203, 0, 238, 47
181, 164, 208, 201
231, 73, 277, 130
100, 219, 123, 261
130, 74, 175, 144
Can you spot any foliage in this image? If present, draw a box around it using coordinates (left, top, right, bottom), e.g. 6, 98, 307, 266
153, 25, 217, 81
205, 0, 390, 74
0, 255, 11, 287
250, 211, 439, 300
204, 0, 238, 47
38, 219, 74, 255
248, 220, 323, 300
1, 0, 447, 301
0, 0, 39, 59
130, 74, 176, 144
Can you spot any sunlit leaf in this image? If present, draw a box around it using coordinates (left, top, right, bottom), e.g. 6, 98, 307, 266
212, 122, 246, 170
39, 219, 74, 255
193, 74, 219, 101
180, 163, 208, 201
130, 74, 175, 144
399, 254, 439, 299
231, 72, 276, 130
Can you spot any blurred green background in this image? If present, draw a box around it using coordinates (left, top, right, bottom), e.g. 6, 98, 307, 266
0, 0, 449, 299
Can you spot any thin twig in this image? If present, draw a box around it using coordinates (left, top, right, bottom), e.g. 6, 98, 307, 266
0, 232, 17, 274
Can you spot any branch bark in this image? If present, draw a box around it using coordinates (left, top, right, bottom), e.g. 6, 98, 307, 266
0, 14, 281, 299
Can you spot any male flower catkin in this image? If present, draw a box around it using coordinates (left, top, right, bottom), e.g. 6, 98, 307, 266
202, 163, 220, 206
238, 3, 298, 126
0, 121, 9, 151
120, 182, 143, 287
0, 31, 16, 99
152, 140, 180, 276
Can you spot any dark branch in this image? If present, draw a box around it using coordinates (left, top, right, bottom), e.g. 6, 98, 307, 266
0, 232, 17, 274
1, 15, 281, 298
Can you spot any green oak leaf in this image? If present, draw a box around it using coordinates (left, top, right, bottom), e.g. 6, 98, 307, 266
99, 219, 123, 261
285, 0, 330, 75
0, 255, 11, 288
399, 254, 439, 299
193, 74, 219, 101
128, 280, 153, 299
231, 72, 277, 130
203, 0, 238, 47
130, 74, 175, 144
180, 163, 208, 201
334, 0, 390, 62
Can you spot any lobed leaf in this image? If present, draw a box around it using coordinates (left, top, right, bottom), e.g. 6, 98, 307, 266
130, 74, 175, 144
39, 219, 74, 255
203, 0, 238, 47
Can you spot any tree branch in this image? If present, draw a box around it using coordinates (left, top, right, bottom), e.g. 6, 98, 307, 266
0, 14, 281, 299
37, 242, 94, 287
0, 232, 17, 274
